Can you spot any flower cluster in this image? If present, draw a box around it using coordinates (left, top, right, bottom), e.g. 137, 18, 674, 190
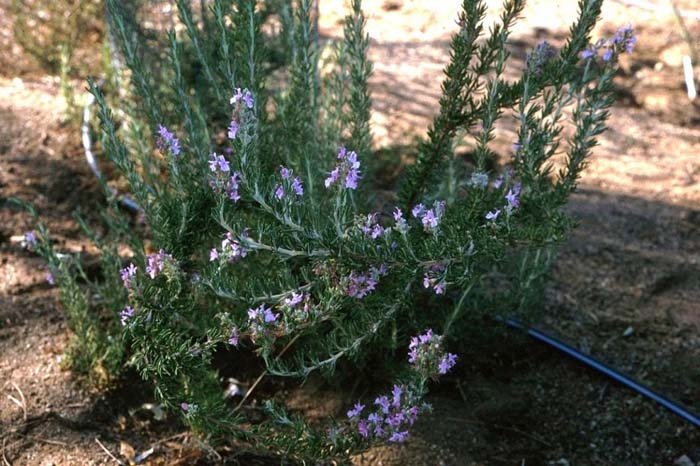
247, 304, 279, 340
581, 24, 636, 62
486, 181, 522, 221
282, 291, 316, 324
526, 41, 557, 74
120, 263, 137, 289
391, 207, 408, 234
325, 146, 361, 190
120, 306, 134, 326
208, 153, 242, 202
230, 88, 254, 109
275, 166, 304, 200
345, 265, 387, 299
156, 124, 181, 157
347, 384, 424, 443
210, 232, 248, 263
228, 88, 255, 142
228, 326, 240, 347
358, 213, 389, 240
423, 263, 447, 295
505, 182, 521, 213
411, 200, 446, 234
408, 329, 458, 378
145, 249, 173, 279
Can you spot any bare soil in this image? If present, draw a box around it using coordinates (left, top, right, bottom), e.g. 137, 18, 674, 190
2, 1, 700, 465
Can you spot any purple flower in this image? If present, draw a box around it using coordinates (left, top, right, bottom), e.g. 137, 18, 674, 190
346, 267, 382, 299
230, 88, 254, 108
263, 308, 278, 323
391, 385, 402, 408
226, 172, 241, 202
180, 402, 190, 412
219, 232, 247, 262
494, 175, 504, 189
602, 47, 613, 62
386, 411, 405, 427
374, 396, 390, 414
412, 201, 446, 233
438, 353, 458, 374
228, 120, 239, 140
120, 306, 134, 326
209, 248, 219, 262
434, 281, 446, 294
388, 431, 409, 443
526, 41, 557, 73
393, 207, 408, 233
613, 24, 636, 54
422, 210, 437, 229
423, 264, 447, 295
208, 153, 230, 173
275, 184, 285, 200
218, 157, 230, 173
280, 166, 291, 180
345, 170, 361, 190
505, 188, 520, 211
157, 125, 181, 156
337, 146, 347, 159
358, 420, 370, 438
347, 402, 365, 419
24, 231, 37, 246
407, 406, 419, 425
284, 292, 304, 307
45, 271, 54, 285
324, 167, 340, 188
145, 249, 171, 279
485, 209, 501, 221
292, 177, 304, 196
247, 304, 279, 339
228, 327, 239, 347
411, 204, 425, 218
423, 273, 431, 289
580, 47, 597, 60
409, 329, 458, 379
120, 263, 137, 288
368, 413, 382, 424
325, 146, 361, 190
359, 213, 387, 240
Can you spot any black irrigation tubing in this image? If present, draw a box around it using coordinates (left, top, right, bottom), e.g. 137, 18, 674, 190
504, 317, 700, 428
81, 81, 699, 430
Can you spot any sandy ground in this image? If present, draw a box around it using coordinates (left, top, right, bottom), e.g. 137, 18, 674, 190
2, 0, 700, 464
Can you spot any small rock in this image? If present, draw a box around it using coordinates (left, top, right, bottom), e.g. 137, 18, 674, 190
674, 455, 693, 466
660, 43, 691, 67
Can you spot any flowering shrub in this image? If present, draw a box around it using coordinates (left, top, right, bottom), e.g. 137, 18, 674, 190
19, 0, 635, 461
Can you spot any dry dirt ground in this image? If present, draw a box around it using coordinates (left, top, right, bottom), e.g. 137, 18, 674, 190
2, 0, 700, 465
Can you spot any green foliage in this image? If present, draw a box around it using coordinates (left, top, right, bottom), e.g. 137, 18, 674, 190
21, 0, 634, 461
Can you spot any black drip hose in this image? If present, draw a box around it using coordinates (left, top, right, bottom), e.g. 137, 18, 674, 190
505, 317, 700, 427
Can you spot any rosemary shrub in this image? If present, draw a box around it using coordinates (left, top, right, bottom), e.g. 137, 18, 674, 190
20, 0, 636, 461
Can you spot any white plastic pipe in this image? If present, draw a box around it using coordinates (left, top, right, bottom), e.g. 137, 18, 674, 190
683, 56, 697, 100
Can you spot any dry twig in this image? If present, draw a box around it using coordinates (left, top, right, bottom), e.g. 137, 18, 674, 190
8, 383, 27, 422
95, 437, 124, 465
